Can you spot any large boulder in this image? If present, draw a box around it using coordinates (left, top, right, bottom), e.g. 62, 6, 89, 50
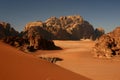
93, 27, 120, 58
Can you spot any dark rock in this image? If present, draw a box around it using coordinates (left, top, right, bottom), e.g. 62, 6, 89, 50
0, 22, 19, 39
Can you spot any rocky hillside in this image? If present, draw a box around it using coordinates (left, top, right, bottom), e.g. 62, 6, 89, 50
0, 21, 60, 52
93, 27, 120, 58
0, 22, 19, 39
24, 15, 103, 40
0, 15, 105, 52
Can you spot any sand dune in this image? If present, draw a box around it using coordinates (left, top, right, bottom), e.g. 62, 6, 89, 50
0, 41, 91, 80
34, 40, 120, 80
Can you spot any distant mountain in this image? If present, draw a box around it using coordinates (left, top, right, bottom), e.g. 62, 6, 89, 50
24, 15, 104, 40
93, 27, 105, 40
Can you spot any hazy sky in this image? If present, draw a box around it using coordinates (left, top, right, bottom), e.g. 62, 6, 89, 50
0, 0, 120, 32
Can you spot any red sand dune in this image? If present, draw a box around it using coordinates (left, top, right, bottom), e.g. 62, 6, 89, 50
0, 41, 91, 80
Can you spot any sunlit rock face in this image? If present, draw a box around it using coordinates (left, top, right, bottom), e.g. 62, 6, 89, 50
0, 22, 18, 39
24, 21, 53, 40
93, 27, 120, 58
24, 26, 58, 50
24, 15, 96, 40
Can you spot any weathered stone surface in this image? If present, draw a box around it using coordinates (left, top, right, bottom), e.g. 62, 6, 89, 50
93, 27, 120, 58
24, 21, 53, 40
21, 25, 61, 51
67, 21, 94, 40
24, 15, 97, 40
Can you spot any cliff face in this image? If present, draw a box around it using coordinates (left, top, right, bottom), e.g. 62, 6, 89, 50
93, 27, 120, 58
24, 15, 97, 40
0, 15, 105, 52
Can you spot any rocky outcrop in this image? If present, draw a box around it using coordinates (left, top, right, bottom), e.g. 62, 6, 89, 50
0, 21, 61, 52
24, 21, 53, 40
0, 22, 18, 39
25, 26, 59, 50
24, 15, 97, 40
93, 27, 105, 40
67, 21, 94, 40
93, 27, 120, 58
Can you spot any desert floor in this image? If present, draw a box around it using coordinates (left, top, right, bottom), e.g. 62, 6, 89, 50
33, 40, 120, 80
0, 41, 91, 80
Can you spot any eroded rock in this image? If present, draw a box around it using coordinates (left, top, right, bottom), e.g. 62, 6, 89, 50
24, 15, 98, 40
93, 27, 120, 58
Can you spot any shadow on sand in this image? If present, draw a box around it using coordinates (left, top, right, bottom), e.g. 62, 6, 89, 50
39, 57, 63, 63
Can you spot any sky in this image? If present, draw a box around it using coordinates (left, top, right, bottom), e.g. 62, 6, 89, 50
0, 0, 120, 33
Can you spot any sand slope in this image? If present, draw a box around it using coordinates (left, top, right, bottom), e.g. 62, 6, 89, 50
34, 40, 120, 80
0, 41, 91, 80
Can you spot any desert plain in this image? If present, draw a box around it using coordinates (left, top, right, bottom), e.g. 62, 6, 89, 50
1, 40, 120, 80
34, 40, 120, 80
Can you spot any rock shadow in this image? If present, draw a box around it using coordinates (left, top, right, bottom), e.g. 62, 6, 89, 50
40, 57, 63, 63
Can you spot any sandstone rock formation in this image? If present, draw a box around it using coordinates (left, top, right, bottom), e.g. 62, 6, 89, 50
93, 27, 120, 58
0, 22, 18, 39
0, 21, 60, 52
24, 15, 97, 40
24, 21, 53, 40
25, 26, 59, 50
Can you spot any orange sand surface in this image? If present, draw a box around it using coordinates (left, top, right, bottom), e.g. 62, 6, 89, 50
0, 41, 91, 80
34, 40, 120, 80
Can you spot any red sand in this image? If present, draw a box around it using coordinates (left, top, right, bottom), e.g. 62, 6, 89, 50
0, 41, 91, 80
34, 40, 120, 80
